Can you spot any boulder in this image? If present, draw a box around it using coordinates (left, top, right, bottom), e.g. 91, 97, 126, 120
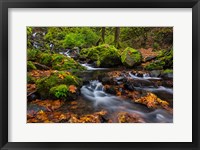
36, 71, 82, 100
79, 44, 121, 67
121, 47, 142, 67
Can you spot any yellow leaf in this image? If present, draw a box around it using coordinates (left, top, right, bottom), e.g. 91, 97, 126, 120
58, 74, 64, 79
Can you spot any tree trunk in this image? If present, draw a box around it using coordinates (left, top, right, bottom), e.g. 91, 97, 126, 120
101, 27, 106, 43
114, 27, 120, 47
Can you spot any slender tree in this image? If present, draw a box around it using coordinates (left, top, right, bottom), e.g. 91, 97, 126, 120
101, 27, 106, 43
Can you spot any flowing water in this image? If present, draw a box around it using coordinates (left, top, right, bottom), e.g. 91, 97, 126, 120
67, 63, 173, 123
80, 79, 172, 123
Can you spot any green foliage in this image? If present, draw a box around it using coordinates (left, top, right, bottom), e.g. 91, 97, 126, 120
154, 27, 173, 44
38, 53, 52, 66
63, 33, 85, 48
27, 61, 37, 71
36, 71, 82, 98
80, 44, 121, 67
63, 28, 99, 48
144, 60, 165, 70
27, 49, 41, 61
162, 49, 173, 68
121, 47, 142, 67
27, 27, 32, 36
50, 84, 69, 99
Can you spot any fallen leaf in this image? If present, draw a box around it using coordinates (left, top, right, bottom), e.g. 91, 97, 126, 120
69, 85, 77, 93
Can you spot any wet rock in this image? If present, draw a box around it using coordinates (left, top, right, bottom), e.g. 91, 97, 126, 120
102, 77, 115, 85
161, 80, 173, 88
143, 55, 156, 62
27, 93, 40, 101
161, 72, 173, 79
104, 86, 117, 95
124, 80, 135, 91
150, 70, 161, 77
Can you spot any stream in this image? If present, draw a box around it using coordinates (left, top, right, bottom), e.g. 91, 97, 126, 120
28, 49, 173, 123
58, 56, 173, 123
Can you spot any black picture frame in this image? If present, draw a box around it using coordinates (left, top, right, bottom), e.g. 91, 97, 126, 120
0, 0, 199, 149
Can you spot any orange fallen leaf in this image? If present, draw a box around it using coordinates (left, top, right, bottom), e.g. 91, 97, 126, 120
69, 85, 77, 93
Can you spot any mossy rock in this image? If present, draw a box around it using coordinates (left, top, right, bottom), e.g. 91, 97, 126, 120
36, 71, 82, 100
52, 53, 86, 71
80, 44, 121, 67
27, 50, 85, 71
144, 49, 173, 70
161, 69, 173, 79
121, 47, 142, 67
27, 61, 37, 71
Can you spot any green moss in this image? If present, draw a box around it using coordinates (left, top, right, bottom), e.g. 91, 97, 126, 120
121, 47, 142, 67
50, 84, 69, 100
144, 49, 173, 70
80, 44, 121, 67
144, 60, 165, 70
27, 61, 37, 71
163, 69, 173, 74
36, 71, 82, 99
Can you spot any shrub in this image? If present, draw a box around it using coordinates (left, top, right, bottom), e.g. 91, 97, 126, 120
50, 84, 69, 99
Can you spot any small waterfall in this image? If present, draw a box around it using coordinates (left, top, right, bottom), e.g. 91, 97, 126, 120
129, 72, 161, 80
59, 49, 71, 57
81, 63, 108, 71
